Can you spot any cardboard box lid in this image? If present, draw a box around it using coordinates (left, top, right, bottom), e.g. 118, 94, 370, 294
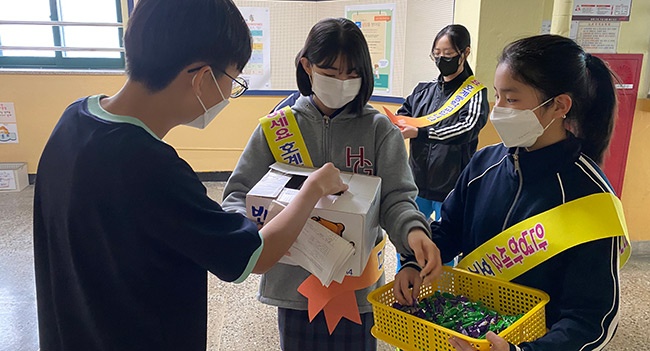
250, 162, 381, 215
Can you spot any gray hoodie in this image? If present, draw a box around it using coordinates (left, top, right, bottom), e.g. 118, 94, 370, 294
222, 95, 430, 312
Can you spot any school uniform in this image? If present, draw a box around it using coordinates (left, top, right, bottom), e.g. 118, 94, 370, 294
34, 95, 263, 351
398, 69, 489, 203
402, 135, 621, 351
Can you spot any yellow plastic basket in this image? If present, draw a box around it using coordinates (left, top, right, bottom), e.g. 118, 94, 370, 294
368, 266, 550, 351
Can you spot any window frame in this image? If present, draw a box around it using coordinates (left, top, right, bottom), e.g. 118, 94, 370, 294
0, 0, 125, 70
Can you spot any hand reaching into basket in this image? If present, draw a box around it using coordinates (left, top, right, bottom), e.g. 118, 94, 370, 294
449, 331, 510, 351
407, 228, 443, 282
394, 231, 443, 306
393, 266, 423, 306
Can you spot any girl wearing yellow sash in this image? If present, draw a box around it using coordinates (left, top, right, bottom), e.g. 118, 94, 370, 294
395, 35, 623, 351
223, 18, 439, 351
396, 25, 489, 223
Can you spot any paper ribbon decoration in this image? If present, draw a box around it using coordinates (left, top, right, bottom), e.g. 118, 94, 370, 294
297, 235, 387, 334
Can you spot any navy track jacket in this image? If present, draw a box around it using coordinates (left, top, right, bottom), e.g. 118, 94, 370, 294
404, 135, 621, 350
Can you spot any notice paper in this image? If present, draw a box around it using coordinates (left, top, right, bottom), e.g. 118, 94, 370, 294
268, 201, 355, 286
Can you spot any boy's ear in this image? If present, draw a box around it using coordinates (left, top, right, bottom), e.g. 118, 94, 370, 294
190, 66, 212, 97
299, 57, 312, 76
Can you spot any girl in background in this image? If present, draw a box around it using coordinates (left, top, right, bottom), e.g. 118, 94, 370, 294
397, 24, 489, 222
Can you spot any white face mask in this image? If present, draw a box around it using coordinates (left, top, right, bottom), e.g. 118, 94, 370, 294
311, 71, 361, 109
489, 97, 555, 148
185, 70, 229, 129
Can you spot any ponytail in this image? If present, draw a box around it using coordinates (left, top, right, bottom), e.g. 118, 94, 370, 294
576, 54, 617, 164
499, 35, 618, 165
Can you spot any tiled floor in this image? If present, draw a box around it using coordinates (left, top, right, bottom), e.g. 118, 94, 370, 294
1, 183, 648, 350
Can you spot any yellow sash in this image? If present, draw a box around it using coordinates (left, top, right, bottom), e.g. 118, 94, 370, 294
400, 75, 486, 128
260, 106, 385, 333
259, 106, 313, 167
456, 192, 631, 281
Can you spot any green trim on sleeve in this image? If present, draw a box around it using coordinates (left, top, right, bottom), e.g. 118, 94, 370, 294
87, 95, 161, 141
233, 231, 264, 284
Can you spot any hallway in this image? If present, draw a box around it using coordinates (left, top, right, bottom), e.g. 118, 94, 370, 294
2, 184, 648, 350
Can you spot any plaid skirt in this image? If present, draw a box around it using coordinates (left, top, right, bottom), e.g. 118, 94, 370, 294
277, 307, 377, 351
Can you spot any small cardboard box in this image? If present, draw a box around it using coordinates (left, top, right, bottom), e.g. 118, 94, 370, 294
246, 162, 382, 277
0, 162, 29, 192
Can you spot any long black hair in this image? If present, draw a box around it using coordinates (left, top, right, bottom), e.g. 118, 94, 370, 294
433, 24, 474, 75
499, 34, 617, 164
295, 18, 373, 114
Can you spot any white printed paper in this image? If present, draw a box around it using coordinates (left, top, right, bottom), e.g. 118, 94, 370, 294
270, 201, 355, 286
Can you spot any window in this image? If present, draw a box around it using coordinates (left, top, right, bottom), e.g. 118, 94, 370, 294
0, 0, 125, 70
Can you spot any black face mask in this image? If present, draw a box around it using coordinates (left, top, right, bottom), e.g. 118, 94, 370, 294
435, 54, 461, 77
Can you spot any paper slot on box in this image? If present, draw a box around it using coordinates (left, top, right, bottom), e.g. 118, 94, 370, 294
246, 162, 382, 278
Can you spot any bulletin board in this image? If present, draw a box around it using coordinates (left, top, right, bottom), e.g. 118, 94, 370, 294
232, 0, 455, 98
125, 0, 467, 97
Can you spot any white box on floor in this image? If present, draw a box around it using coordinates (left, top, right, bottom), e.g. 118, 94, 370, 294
246, 162, 382, 277
0, 162, 28, 192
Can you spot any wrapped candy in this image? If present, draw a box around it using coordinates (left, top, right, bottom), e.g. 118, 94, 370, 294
392, 291, 523, 339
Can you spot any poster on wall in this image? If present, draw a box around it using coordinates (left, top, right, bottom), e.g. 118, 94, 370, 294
239, 7, 271, 90
345, 4, 396, 95
570, 21, 620, 53
572, 0, 632, 21
0, 102, 19, 144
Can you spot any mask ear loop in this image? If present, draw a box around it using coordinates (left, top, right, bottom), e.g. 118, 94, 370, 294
539, 96, 565, 133
460, 47, 469, 66
192, 72, 209, 113
525, 97, 559, 152
209, 70, 227, 101
538, 98, 567, 129
531, 96, 556, 112
542, 116, 557, 131
301, 59, 314, 86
